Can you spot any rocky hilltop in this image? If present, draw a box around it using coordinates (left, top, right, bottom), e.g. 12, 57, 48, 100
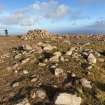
0, 30, 105, 105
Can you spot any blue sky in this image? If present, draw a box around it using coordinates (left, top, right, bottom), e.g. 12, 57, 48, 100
0, 0, 105, 34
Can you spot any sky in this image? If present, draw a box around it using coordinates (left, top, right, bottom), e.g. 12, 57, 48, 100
0, 0, 105, 34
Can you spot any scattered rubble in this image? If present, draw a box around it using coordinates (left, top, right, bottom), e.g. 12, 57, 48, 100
0, 31, 105, 105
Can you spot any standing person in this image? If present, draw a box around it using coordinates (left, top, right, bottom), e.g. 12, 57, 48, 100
5, 29, 8, 36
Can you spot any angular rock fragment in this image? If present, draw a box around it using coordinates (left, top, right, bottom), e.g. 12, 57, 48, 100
80, 78, 92, 89
43, 44, 54, 51
23, 44, 33, 51
38, 63, 46, 67
23, 70, 29, 74
87, 53, 97, 64
12, 82, 20, 88
36, 89, 47, 100
53, 51, 62, 57
55, 68, 64, 77
66, 47, 76, 56
49, 56, 59, 62
22, 58, 30, 64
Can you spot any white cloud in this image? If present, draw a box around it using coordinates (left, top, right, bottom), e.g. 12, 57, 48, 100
31, 0, 70, 19
0, 0, 70, 27
46, 4, 70, 19
20, 17, 40, 26
32, 3, 41, 10
0, 11, 41, 26
32, 2, 49, 10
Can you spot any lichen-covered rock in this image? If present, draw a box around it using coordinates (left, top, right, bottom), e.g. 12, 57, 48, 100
15, 53, 22, 59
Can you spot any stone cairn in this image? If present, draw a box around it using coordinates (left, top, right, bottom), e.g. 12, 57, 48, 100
22, 29, 53, 40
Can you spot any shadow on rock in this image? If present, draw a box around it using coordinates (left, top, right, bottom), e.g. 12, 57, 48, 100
40, 85, 62, 102
9, 88, 25, 103
95, 81, 105, 91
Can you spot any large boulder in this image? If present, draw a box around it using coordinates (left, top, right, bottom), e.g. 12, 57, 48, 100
55, 93, 82, 105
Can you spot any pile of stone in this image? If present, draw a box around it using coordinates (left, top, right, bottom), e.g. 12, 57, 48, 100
22, 29, 52, 40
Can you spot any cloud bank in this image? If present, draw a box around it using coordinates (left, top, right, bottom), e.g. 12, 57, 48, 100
0, 1, 70, 27
80, 0, 105, 4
